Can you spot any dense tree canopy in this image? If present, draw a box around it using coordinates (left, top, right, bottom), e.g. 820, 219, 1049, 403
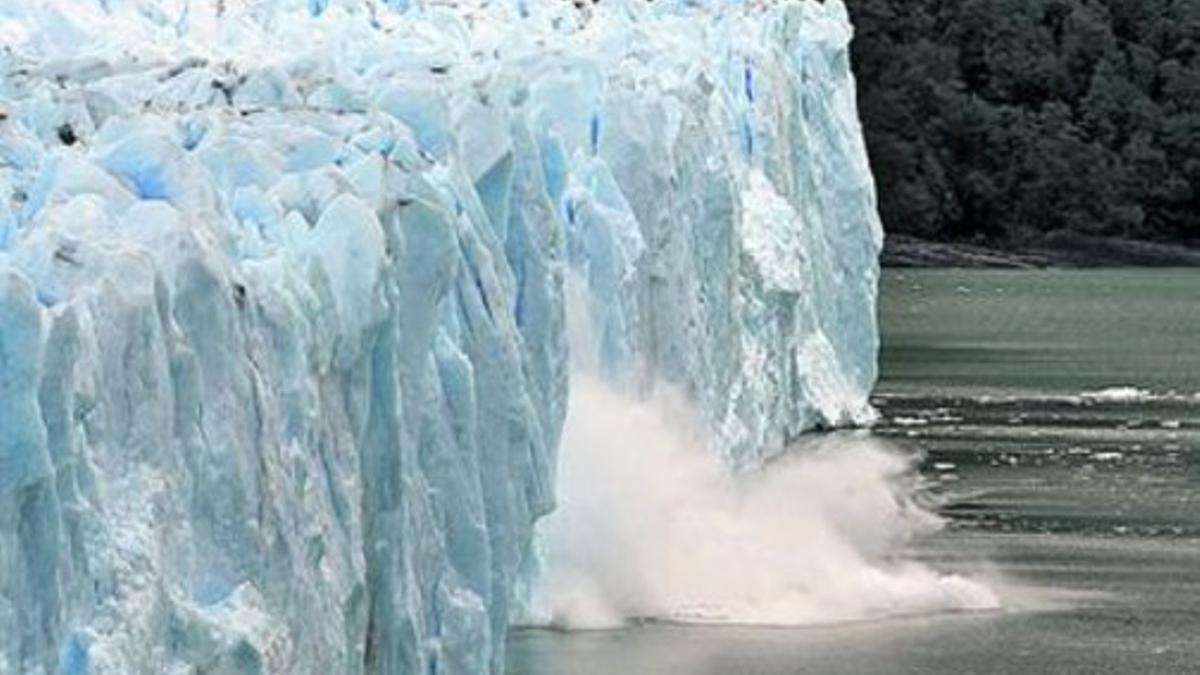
845, 0, 1200, 246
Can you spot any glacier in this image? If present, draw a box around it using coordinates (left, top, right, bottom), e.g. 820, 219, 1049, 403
0, 0, 882, 673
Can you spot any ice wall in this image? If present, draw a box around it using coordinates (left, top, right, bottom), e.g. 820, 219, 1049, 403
0, 0, 881, 673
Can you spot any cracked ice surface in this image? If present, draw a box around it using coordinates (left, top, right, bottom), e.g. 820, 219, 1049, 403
0, 0, 881, 672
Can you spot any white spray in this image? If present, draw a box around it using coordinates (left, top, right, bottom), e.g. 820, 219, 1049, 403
526, 282, 999, 630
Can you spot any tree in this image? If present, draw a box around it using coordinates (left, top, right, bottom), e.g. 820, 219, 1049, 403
845, 0, 1200, 246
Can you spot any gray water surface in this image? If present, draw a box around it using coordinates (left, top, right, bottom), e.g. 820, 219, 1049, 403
509, 268, 1200, 675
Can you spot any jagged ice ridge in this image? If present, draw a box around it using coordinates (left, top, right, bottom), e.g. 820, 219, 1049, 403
0, 0, 882, 672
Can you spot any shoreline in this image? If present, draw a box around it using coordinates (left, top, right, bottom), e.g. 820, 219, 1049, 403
882, 233, 1200, 269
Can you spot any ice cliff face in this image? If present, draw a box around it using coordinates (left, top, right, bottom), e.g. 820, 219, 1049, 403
0, 1, 881, 673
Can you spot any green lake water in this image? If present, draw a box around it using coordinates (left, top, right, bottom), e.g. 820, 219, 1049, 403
509, 268, 1200, 675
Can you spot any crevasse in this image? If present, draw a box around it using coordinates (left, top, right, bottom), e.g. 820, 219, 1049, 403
0, 0, 882, 673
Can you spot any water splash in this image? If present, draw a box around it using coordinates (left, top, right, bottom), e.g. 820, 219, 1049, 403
526, 374, 999, 630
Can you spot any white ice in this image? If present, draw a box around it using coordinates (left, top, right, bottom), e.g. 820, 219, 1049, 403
1, 1, 883, 673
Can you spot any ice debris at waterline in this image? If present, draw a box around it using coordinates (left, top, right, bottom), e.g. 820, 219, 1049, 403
528, 376, 999, 629
1, 0, 881, 673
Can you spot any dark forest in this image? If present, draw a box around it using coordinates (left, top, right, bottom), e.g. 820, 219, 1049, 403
846, 0, 1200, 249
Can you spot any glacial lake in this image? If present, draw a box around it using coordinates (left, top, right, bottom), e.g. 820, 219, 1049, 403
508, 268, 1200, 675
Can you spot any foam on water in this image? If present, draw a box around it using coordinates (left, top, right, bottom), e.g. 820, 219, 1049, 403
1080, 387, 1156, 403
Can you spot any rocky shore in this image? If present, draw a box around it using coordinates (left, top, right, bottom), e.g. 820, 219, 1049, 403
883, 233, 1200, 268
